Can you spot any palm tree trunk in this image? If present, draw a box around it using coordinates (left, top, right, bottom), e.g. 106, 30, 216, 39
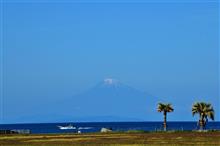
199, 116, 205, 130
163, 112, 167, 131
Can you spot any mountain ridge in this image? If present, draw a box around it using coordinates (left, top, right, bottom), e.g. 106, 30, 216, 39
61, 78, 161, 121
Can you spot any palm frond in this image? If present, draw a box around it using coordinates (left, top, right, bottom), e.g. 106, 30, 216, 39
157, 103, 174, 113
192, 101, 215, 121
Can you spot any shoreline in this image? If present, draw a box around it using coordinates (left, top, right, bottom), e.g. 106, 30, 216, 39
1, 121, 220, 125
1, 121, 220, 134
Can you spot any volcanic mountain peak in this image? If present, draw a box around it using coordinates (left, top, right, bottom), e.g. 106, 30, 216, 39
94, 78, 127, 89
103, 78, 119, 85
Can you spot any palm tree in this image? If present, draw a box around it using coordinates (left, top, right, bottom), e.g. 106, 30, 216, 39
192, 102, 214, 130
157, 103, 174, 131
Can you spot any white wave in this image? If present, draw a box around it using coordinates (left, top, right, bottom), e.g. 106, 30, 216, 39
78, 127, 93, 130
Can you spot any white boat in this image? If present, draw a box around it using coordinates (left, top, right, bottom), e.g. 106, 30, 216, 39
57, 124, 76, 130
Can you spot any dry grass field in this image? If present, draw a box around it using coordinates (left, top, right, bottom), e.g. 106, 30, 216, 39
0, 131, 220, 146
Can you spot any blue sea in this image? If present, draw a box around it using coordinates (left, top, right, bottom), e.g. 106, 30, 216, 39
0, 122, 220, 134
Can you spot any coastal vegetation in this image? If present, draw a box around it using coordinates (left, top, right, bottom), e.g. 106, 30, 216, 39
157, 103, 174, 131
155, 101, 215, 131
192, 102, 215, 130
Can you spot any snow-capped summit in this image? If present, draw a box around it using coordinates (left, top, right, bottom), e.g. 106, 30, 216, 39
103, 78, 119, 85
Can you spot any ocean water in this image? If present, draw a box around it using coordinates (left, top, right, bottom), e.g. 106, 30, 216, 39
0, 122, 220, 134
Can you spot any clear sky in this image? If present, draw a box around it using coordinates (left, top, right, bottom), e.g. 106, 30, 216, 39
1, 0, 219, 123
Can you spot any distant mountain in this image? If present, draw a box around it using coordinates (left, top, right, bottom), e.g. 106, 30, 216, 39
7, 79, 163, 123
4, 78, 219, 123
59, 78, 161, 121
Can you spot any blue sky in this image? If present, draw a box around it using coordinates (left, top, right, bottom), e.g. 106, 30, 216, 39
1, 0, 219, 123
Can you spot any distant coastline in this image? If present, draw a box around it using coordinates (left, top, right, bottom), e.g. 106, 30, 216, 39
1, 121, 220, 134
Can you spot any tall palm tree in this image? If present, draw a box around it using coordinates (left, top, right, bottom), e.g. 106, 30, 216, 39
192, 102, 214, 130
157, 103, 174, 131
